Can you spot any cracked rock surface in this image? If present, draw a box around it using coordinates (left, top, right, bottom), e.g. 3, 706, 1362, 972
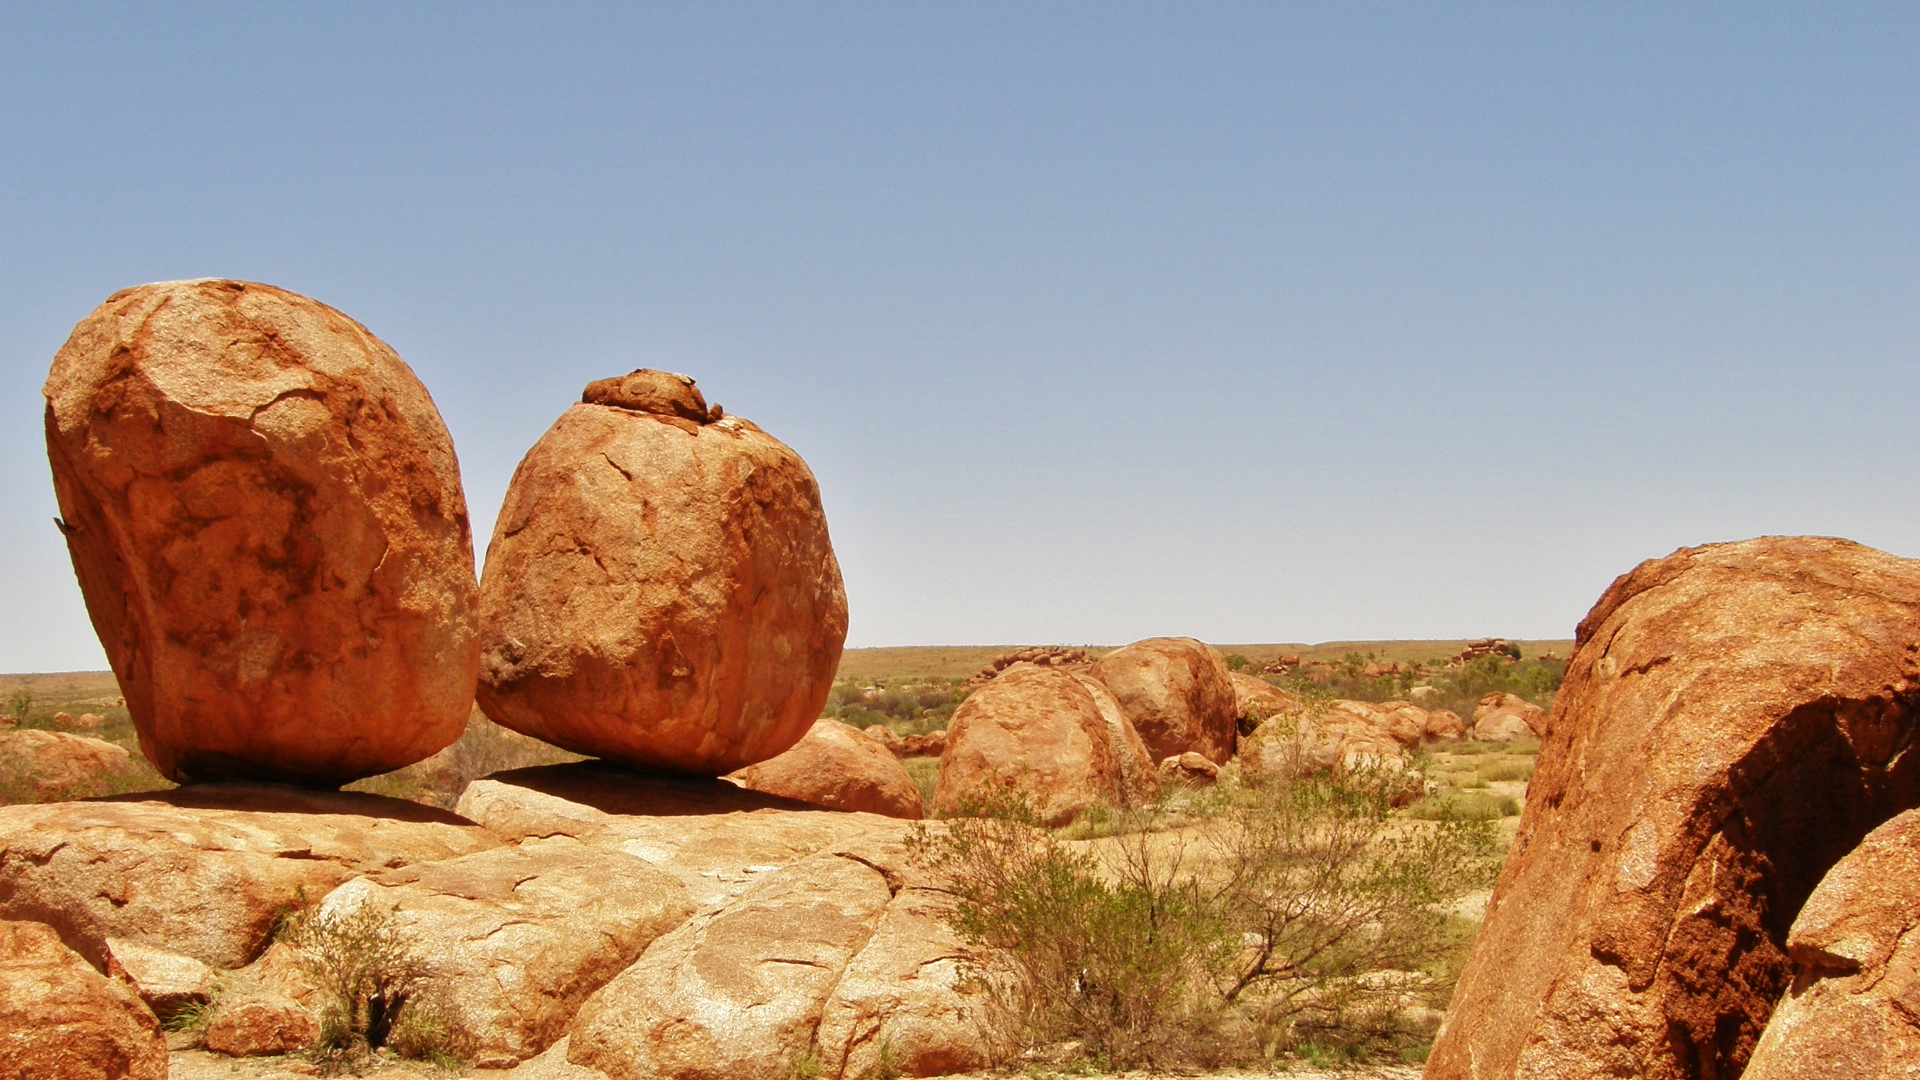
42, 279, 481, 785
474, 370, 847, 775
1429, 536, 1920, 1080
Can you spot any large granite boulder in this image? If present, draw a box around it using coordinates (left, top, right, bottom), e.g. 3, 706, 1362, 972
1471, 691, 1548, 742
0, 784, 498, 970
1743, 807, 1920, 1079
1091, 637, 1237, 764
476, 370, 847, 775
729, 719, 924, 819
0, 730, 145, 799
42, 279, 480, 784
1228, 671, 1297, 735
931, 665, 1158, 826
0, 918, 167, 1080
1428, 537, 1920, 1080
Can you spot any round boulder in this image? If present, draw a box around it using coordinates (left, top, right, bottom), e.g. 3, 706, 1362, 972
42, 280, 480, 785
730, 720, 925, 819
476, 371, 847, 774
1090, 637, 1237, 764
933, 665, 1158, 826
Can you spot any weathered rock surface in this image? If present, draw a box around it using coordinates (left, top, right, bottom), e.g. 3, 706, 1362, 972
1228, 671, 1298, 734
1091, 637, 1237, 763
0, 784, 498, 970
931, 665, 1158, 826
0, 918, 167, 1080
0, 729, 143, 797
202, 992, 317, 1056
1470, 691, 1548, 742
456, 762, 902, 911
1158, 751, 1221, 787
315, 836, 694, 1062
102, 936, 213, 1020
862, 725, 947, 759
1429, 537, 1920, 1080
43, 279, 480, 785
1238, 701, 1411, 780
1743, 807, 1920, 1080
475, 371, 847, 775
1375, 700, 1429, 749
730, 719, 924, 819
1425, 708, 1466, 741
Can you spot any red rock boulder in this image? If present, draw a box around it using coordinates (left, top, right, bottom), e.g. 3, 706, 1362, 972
42, 279, 480, 784
0, 918, 167, 1079
1743, 806, 1920, 1079
933, 665, 1158, 826
1471, 691, 1548, 742
1228, 671, 1297, 735
730, 719, 924, 819
0, 730, 145, 799
1090, 637, 1236, 764
1429, 537, 1920, 1080
1424, 708, 1466, 741
476, 370, 847, 774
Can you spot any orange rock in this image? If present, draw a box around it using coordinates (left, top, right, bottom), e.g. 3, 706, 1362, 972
1227, 671, 1297, 735
1374, 700, 1429, 749
1429, 537, 1920, 1080
932, 665, 1158, 826
43, 279, 480, 785
1424, 708, 1466, 741
1471, 691, 1547, 741
476, 371, 846, 775
203, 992, 318, 1056
103, 936, 214, 1021
1744, 808, 1920, 1079
0, 729, 142, 797
0, 918, 167, 1079
1158, 751, 1220, 787
1090, 637, 1237, 764
729, 719, 924, 819
1238, 702, 1414, 783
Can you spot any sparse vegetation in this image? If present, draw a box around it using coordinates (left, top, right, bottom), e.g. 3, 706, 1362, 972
283, 896, 468, 1066
908, 762, 1501, 1070
821, 679, 967, 737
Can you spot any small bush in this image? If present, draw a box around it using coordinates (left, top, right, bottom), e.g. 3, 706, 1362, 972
284, 897, 465, 1063
1478, 760, 1534, 783
1404, 793, 1520, 821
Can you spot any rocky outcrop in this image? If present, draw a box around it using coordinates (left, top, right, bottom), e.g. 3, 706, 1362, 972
476, 370, 847, 775
1238, 700, 1412, 779
1425, 708, 1466, 741
456, 763, 902, 911
862, 726, 947, 760
965, 646, 1090, 687
1228, 671, 1297, 735
1471, 691, 1547, 742
1743, 808, 1920, 1080
102, 937, 213, 1021
1374, 701, 1429, 749
0, 918, 167, 1080
313, 837, 694, 1064
202, 993, 317, 1056
932, 665, 1158, 826
42, 279, 480, 785
730, 719, 924, 819
1428, 537, 1920, 1080
1158, 751, 1221, 787
0, 730, 144, 798
0, 784, 498, 970
1091, 637, 1237, 764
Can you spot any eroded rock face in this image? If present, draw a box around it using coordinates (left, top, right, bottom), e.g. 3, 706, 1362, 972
103, 937, 213, 1021
1428, 537, 1920, 1080
1471, 692, 1547, 742
476, 371, 847, 775
1228, 671, 1297, 735
1743, 808, 1920, 1080
202, 993, 317, 1056
1091, 637, 1237, 764
0, 784, 499, 970
931, 665, 1158, 827
0, 918, 167, 1080
42, 279, 481, 785
315, 837, 695, 1063
729, 719, 924, 820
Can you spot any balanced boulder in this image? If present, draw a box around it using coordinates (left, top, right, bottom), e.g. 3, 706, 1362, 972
1090, 637, 1237, 764
476, 370, 847, 774
1743, 807, 1920, 1080
1428, 537, 1920, 1080
932, 665, 1158, 826
729, 719, 924, 819
42, 279, 480, 784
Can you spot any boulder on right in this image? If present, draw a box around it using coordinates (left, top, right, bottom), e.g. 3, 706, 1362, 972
1090, 637, 1237, 764
1428, 537, 1920, 1080
933, 665, 1158, 826
1743, 807, 1920, 1079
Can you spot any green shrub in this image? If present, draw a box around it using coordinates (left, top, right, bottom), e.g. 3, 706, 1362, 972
1404, 793, 1520, 821
284, 898, 466, 1062
1478, 760, 1534, 783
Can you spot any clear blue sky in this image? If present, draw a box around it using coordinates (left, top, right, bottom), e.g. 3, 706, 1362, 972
3, 4, 1915, 672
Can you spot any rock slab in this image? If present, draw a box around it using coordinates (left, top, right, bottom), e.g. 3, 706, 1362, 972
0, 918, 167, 1080
476, 370, 847, 775
43, 279, 480, 784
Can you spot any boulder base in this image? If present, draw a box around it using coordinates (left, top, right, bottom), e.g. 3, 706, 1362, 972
730, 719, 924, 819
